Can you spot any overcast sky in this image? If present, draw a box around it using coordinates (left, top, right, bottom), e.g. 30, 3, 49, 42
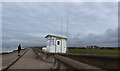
2, 2, 118, 47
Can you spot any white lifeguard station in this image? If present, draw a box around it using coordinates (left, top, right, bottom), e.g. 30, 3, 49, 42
45, 34, 67, 53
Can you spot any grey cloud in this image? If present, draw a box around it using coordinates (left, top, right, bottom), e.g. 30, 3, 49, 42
68, 28, 118, 47
2, 2, 118, 47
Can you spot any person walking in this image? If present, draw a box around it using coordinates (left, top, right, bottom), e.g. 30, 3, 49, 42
18, 44, 21, 56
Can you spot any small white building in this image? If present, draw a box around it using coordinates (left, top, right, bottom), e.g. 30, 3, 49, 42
45, 34, 67, 53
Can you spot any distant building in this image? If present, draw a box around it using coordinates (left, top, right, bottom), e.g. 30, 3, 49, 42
45, 34, 67, 53
86, 45, 99, 49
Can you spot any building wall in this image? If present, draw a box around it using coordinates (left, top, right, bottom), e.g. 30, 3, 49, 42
46, 36, 67, 53
61, 39, 67, 53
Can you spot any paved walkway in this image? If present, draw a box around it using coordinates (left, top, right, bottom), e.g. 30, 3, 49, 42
8, 48, 49, 69
2, 49, 27, 67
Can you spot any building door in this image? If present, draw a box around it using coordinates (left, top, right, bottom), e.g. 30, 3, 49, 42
56, 40, 61, 53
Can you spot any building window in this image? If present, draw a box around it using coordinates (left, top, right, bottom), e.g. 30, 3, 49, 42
57, 41, 60, 45
47, 39, 54, 46
50, 39, 54, 45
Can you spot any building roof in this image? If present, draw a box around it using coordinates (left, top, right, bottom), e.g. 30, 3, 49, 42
45, 34, 67, 39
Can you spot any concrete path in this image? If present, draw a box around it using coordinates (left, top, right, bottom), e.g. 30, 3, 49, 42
8, 48, 49, 69
2, 49, 27, 67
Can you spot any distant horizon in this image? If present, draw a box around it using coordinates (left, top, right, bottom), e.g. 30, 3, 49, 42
2, 45, 119, 48
1, 44, 118, 53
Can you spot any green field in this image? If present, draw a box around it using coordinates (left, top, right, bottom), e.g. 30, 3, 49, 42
32, 47, 119, 55
68, 49, 119, 55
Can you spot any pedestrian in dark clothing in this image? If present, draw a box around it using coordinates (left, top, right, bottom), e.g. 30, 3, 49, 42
18, 44, 21, 56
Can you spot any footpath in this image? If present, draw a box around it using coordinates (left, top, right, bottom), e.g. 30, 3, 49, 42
8, 48, 49, 69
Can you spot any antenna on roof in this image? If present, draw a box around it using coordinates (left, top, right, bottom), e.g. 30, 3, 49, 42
61, 19, 63, 37
66, 13, 69, 53
67, 14, 69, 38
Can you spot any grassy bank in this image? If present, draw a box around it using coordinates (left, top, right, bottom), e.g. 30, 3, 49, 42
68, 49, 118, 55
